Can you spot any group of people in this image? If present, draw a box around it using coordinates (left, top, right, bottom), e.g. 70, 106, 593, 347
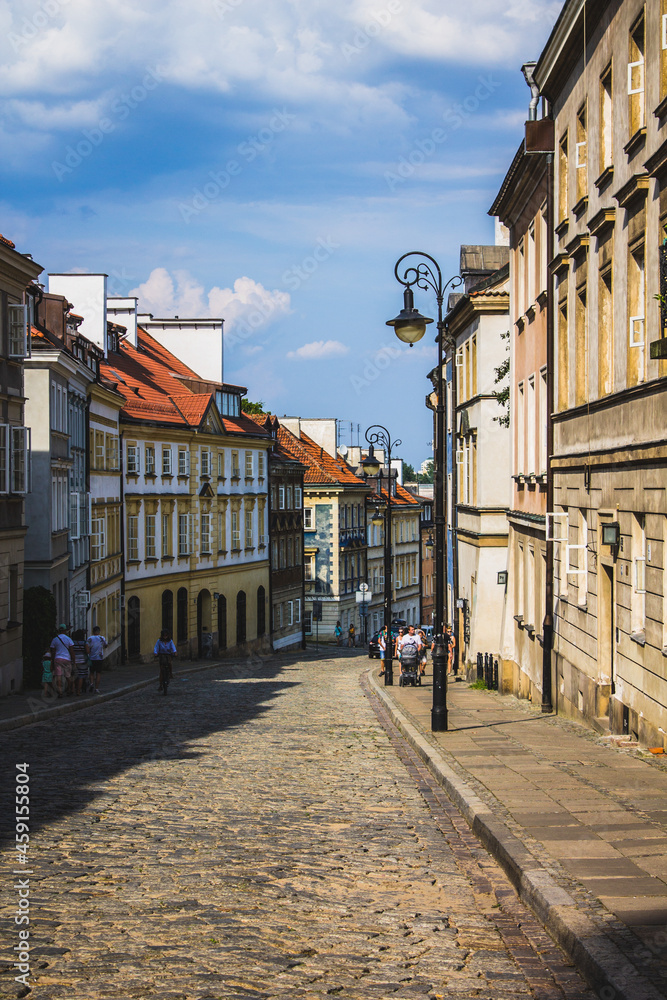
335, 621, 357, 647
43, 624, 108, 698
377, 624, 456, 679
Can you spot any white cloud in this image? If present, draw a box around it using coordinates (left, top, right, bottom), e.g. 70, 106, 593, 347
129, 268, 291, 333
287, 339, 349, 361
0, 0, 560, 136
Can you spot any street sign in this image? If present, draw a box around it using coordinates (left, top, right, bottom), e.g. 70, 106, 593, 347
359, 583, 369, 592
456, 598, 464, 608
356, 590, 373, 603
312, 601, 323, 621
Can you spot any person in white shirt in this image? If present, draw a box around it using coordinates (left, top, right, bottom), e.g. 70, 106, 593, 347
86, 626, 108, 693
377, 626, 387, 676
397, 625, 422, 676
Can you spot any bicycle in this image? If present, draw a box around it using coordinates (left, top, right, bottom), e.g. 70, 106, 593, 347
158, 654, 172, 694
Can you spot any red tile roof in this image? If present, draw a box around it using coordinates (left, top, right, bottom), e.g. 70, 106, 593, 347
0, 234, 16, 248
274, 425, 367, 488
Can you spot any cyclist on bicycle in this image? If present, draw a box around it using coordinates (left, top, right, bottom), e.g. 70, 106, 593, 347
154, 630, 177, 694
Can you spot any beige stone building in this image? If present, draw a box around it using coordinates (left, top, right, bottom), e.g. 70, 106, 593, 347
0, 235, 41, 695
491, 136, 550, 701
535, 0, 667, 744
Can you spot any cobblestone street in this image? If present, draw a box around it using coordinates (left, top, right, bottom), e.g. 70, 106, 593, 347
1, 652, 593, 999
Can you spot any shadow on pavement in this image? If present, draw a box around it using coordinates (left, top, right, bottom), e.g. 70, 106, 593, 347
0, 652, 301, 846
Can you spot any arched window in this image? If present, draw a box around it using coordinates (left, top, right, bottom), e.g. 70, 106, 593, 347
236, 590, 246, 645
161, 590, 173, 636
177, 587, 188, 644
127, 596, 140, 657
257, 586, 266, 637
217, 595, 227, 650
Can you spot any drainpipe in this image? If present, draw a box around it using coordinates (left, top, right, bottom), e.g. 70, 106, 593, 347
541, 149, 555, 714
522, 62, 540, 121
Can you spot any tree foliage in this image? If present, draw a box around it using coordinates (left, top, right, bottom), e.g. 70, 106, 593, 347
492, 330, 510, 428
241, 399, 267, 414
22, 586, 57, 688
417, 461, 434, 484
403, 462, 417, 481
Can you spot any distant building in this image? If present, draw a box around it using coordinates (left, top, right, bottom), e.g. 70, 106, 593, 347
279, 418, 369, 640
0, 234, 41, 695
249, 415, 306, 652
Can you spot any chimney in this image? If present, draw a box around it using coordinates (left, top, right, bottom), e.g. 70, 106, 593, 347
48, 273, 108, 354
107, 297, 138, 348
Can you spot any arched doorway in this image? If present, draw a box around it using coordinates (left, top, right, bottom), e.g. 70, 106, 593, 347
197, 589, 212, 657
127, 596, 140, 658
236, 590, 246, 645
257, 585, 266, 637
161, 590, 173, 636
217, 595, 227, 651
177, 587, 188, 645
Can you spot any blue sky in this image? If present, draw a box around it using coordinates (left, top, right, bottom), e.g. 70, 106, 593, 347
1, 0, 561, 465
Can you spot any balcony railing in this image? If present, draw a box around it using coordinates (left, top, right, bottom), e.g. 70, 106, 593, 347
339, 527, 365, 546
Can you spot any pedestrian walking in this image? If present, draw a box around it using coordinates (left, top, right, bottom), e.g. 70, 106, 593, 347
154, 630, 177, 694
41, 648, 55, 698
418, 629, 428, 676
347, 623, 356, 647
393, 627, 405, 661
397, 625, 422, 680
50, 624, 74, 698
446, 626, 456, 675
86, 625, 107, 693
200, 626, 213, 658
378, 626, 387, 676
71, 629, 90, 695
335, 621, 343, 646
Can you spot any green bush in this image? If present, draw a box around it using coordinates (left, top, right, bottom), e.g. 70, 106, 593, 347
469, 678, 488, 690
22, 587, 57, 688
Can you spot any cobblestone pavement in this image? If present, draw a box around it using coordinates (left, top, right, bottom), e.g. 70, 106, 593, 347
0, 652, 593, 999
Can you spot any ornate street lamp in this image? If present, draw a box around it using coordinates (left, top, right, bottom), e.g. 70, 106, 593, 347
388, 252, 462, 731
362, 425, 400, 686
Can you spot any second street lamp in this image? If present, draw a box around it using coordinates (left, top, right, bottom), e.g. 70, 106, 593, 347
362, 428, 399, 686
388, 252, 462, 731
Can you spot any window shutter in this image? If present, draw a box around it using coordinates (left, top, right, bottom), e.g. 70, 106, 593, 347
70, 492, 80, 540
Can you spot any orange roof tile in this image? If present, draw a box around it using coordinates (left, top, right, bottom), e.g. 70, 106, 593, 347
275, 426, 367, 488
1, 234, 16, 248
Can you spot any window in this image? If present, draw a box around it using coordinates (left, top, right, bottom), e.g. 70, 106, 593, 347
231, 451, 240, 478
218, 509, 227, 551
215, 390, 241, 417
94, 431, 105, 470
0, 426, 7, 493
304, 611, 312, 635
201, 449, 211, 477
279, 538, 285, 568
527, 377, 536, 473
245, 450, 253, 478
279, 485, 285, 509
539, 203, 548, 293
128, 515, 139, 561
218, 451, 225, 478
575, 271, 588, 406
258, 452, 265, 478
201, 512, 211, 553
631, 513, 646, 636
516, 382, 525, 474
304, 507, 313, 530
598, 261, 613, 397
627, 242, 646, 387
7, 304, 28, 357
162, 511, 171, 557
287, 537, 293, 567
69, 492, 81, 540
162, 446, 172, 476
231, 509, 240, 549
558, 132, 568, 223
107, 435, 120, 471
539, 368, 547, 474
288, 600, 294, 626
245, 510, 253, 548
127, 444, 140, 475
51, 474, 68, 531
10, 427, 28, 494
575, 102, 587, 203
557, 296, 569, 411
178, 513, 192, 556
144, 513, 155, 558
305, 554, 314, 581
600, 64, 613, 173
295, 598, 301, 624
145, 445, 155, 475
50, 381, 67, 433
178, 448, 190, 476
628, 12, 645, 136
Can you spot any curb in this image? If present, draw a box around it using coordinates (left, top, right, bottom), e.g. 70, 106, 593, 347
368, 669, 663, 1000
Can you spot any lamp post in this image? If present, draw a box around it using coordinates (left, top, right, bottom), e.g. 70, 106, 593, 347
387, 252, 462, 731
361, 426, 400, 686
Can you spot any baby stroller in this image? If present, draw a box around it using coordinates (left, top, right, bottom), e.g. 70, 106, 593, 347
398, 646, 421, 686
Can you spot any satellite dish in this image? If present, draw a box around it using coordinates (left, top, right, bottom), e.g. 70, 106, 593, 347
339, 444, 348, 457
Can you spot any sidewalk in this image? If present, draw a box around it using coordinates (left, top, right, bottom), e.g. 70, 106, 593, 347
369, 667, 667, 1000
